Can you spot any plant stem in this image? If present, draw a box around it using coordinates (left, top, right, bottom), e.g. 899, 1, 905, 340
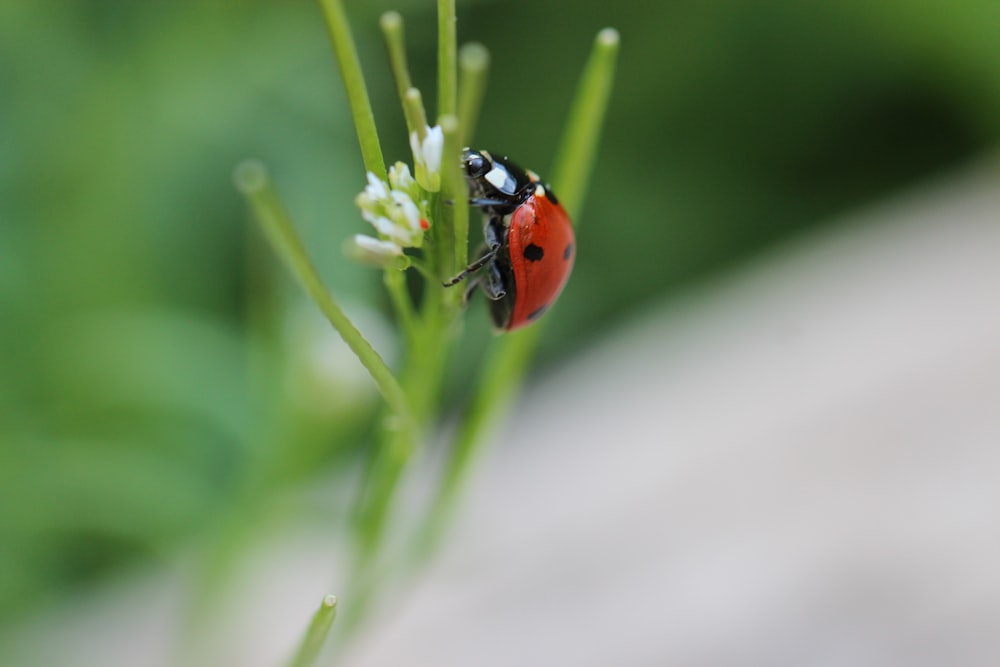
381, 12, 431, 142
404, 88, 430, 142
437, 0, 457, 119
340, 12, 466, 617
457, 42, 490, 147
440, 114, 468, 283
383, 268, 417, 344
234, 160, 412, 429
287, 594, 338, 667
418, 325, 540, 556
355, 425, 415, 558
317, 0, 386, 180
379, 11, 412, 105
420, 28, 620, 555
550, 28, 620, 221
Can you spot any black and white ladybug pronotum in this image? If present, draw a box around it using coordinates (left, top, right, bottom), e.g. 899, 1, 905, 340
445, 149, 575, 331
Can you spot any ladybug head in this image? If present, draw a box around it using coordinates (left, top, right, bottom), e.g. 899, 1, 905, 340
462, 149, 492, 180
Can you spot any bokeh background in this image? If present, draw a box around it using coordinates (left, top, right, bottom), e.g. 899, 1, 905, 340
2, 0, 1000, 665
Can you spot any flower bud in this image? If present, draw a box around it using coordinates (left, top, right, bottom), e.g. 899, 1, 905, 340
410, 125, 444, 192
343, 234, 411, 270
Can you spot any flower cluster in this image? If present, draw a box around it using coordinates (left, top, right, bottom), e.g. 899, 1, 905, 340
348, 162, 430, 269
348, 123, 444, 270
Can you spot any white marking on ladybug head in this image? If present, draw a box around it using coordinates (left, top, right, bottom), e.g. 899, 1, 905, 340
485, 166, 508, 190
534, 184, 545, 197
526, 169, 540, 182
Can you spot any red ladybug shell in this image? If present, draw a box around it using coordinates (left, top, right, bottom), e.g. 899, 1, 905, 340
504, 187, 575, 331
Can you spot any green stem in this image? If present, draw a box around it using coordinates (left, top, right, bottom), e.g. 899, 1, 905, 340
440, 114, 468, 282
317, 0, 386, 180
234, 160, 412, 428
550, 28, 620, 221
420, 27, 620, 555
437, 0, 457, 119
355, 425, 415, 558
418, 325, 539, 556
457, 42, 490, 147
383, 269, 417, 344
287, 594, 338, 667
381, 11, 429, 140
379, 11, 412, 105
404, 88, 430, 143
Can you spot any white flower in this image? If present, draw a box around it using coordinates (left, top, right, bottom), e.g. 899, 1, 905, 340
362, 172, 388, 200
353, 163, 429, 257
388, 162, 416, 191
343, 234, 411, 270
409, 124, 443, 192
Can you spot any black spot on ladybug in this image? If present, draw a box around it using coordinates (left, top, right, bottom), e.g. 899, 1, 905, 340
523, 244, 544, 262
528, 304, 549, 321
563, 243, 574, 261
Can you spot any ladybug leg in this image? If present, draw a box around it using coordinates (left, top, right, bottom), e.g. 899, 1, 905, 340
483, 217, 504, 249
473, 219, 507, 298
442, 246, 497, 287
462, 277, 481, 304
443, 218, 505, 287
480, 261, 507, 301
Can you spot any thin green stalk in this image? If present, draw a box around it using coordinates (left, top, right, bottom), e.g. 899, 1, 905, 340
355, 426, 415, 558
383, 268, 417, 343
404, 88, 430, 142
550, 28, 620, 221
401, 301, 451, 424
350, 305, 450, 569
379, 11, 412, 104
317, 0, 386, 180
423, 193, 448, 286
420, 28, 620, 555
440, 114, 468, 282
417, 325, 539, 555
381, 11, 429, 138
342, 329, 446, 633
349, 250, 458, 621
437, 0, 457, 119
234, 160, 412, 428
457, 42, 490, 147
287, 595, 338, 667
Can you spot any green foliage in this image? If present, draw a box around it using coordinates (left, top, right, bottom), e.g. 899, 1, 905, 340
1, 0, 997, 652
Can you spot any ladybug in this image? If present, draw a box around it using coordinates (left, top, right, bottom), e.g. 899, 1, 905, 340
445, 149, 575, 331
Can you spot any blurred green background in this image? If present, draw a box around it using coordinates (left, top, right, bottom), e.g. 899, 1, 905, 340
2, 0, 999, 635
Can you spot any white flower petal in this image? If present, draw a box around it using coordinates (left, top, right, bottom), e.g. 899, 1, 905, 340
354, 169, 429, 249
353, 234, 402, 255
370, 215, 397, 237
389, 162, 415, 190
344, 234, 410, 270
421, 125, 444, 173
395, 197, 422, 230
364, 172, 388, 200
